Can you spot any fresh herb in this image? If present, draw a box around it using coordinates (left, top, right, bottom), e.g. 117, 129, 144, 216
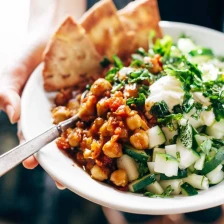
150, 101, 170, 117
179, 120, 193, 149
144, 185, 174, 198
182, 92, 194, 113
126, 85, 150, 107
128, 69, 152, 83
173, 104, 183, 114
85, 84, 91, 91
111, 81, 125, 93
158, 113, 183, 131
112, 55, 124, 69
136, 47, 148, 56
100, 57, 111, 68
153, 35, 173, 57
137, 162, 149, 178
105, 67, 119, 82
188, 48, 214, 57
126, 93, 146, 107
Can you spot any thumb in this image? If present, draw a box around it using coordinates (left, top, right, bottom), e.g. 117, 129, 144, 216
0, 36, 46, 123
0, 88, 21, 124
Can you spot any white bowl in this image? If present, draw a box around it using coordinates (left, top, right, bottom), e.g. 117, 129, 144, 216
21, 22, 224, 215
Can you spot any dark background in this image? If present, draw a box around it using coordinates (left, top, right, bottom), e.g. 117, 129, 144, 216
0, 0, 224, 223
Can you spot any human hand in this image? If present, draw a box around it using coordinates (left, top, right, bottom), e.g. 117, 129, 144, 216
0, 0, 86, 188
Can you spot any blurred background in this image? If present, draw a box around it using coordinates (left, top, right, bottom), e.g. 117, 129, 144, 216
0, 0, 224, 224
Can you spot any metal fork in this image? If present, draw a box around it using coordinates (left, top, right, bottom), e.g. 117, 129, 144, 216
0, 114, 79, 177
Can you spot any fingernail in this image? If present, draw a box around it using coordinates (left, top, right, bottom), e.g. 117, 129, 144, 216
55, 182, 66, 190
5, 105, 15, 124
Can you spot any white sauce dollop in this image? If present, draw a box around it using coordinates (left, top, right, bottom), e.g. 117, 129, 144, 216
145, 76, 185, 112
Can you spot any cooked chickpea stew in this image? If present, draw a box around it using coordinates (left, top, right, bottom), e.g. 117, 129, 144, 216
53, 36, 224, 198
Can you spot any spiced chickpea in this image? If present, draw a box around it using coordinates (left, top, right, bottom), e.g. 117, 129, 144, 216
102, 138, 123, 158
126, 113, 142, 130
68, 128, 82, 147
78, 95, 97, 121
110, 169, 128, 187
52, 106, 70, 124
90, 165, 109, 181
90, 78, 112, 97
130, 129, 149, 150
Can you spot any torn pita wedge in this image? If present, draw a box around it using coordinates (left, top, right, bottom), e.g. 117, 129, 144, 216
118, 0, 162, 51
43, 17, 102, 91
79, 0, 134, 59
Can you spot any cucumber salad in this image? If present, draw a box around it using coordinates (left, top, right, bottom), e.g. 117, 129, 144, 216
54, 34, 224, 198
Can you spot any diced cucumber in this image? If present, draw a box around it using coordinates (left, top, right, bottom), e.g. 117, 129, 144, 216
162, 127, 177, 145
206, 119, 224, 139
188, 164, 196, 173
152, 148, 165, 162
159, 179, 183, 195
184, 108, 203, 129
123, 144, 149, 162
176, 139, 200, 169
206, 164, 223, 184
154, 153, 178, 177
117, 155, 139, 182
183, 174, 209, 190
129, 174, 156, 192
194, 134, 208, 146
194, 152, 205, 170
160, 169, 187, 180
145, 181, 164, 194
165, 144, 177, 158
200, 110, 215, 127
201, 151, 224, 175
177, 38, 196, 54
147, 162, 155, 174
209, 171, 224, 184
147, 126, 166, 149
181, 182, 198, 196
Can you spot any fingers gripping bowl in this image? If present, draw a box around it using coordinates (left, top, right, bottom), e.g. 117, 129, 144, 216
22, 0, 224, 214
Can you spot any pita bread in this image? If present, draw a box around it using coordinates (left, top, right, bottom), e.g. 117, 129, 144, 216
118, 0, 162, 51
43, 17, 102, 91
79, 0, 134, 59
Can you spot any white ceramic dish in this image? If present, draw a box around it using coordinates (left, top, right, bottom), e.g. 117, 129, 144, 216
21, 22, 224, 215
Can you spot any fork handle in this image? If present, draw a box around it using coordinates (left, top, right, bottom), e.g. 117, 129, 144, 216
0, 126, 60, 177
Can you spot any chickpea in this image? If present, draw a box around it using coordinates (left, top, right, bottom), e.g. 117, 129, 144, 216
52, 106, 70, 124
110, 169, 128, 187
90, 78, 112, 97
97, 97, 109, 117
126, 113, 142, 130
124, 83, 138, 98
99, 122, 112, 137
90, 140, 102, 159
102, 139, 123, 158
130, 129, 149, 150
68, 128, 82, 147
55, 89, 72, 106
78, 95, 97, 121
90, 165, 109, 181
144, 56, 162, 74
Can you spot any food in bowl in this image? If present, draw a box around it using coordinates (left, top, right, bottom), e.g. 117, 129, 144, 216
42, 0, 224, 198
52, 34, 224, 197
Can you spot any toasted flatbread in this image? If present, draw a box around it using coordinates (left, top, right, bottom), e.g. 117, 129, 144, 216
79, 0, 134, 59
118, 0, 162, 51
43, 17, 102, 91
